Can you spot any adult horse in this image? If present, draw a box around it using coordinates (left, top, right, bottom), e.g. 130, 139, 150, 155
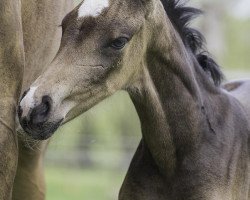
0, 0, 74, 199
18, 0, 250, 199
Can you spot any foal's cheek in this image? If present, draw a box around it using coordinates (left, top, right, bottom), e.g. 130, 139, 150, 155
69, 67, 111, 96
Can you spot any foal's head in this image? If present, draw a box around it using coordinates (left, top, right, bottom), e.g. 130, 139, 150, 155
18, 0, 221, 140
18, 0, 154, 139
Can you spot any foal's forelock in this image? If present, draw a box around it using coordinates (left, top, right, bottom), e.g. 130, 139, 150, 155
78, 0, 109, 19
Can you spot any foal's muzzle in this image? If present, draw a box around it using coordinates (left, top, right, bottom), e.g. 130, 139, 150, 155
18, 94, 61, 140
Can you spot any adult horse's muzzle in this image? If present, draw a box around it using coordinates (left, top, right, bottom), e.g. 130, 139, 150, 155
18, 90, 63, 140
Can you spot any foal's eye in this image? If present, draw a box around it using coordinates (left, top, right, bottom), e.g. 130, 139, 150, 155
110, 37, 129, 50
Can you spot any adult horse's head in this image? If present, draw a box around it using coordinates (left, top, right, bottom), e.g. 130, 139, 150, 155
18, 0, 157, 140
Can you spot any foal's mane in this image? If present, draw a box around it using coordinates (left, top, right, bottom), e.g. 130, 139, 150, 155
160, 0, 223, 85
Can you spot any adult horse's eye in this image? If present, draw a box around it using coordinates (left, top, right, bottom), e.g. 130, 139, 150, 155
110, 37, 129, 50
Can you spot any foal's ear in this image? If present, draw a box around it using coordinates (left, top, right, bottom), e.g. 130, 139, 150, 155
138, 0, 156, 18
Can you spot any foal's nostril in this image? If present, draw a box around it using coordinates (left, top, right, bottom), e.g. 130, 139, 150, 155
18, 95, 53, 136
30, 95, 53, 125
22, 117, 28, 128
40, 96, 52, 117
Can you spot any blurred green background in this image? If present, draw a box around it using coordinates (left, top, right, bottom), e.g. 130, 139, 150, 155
44, 0, 250, 199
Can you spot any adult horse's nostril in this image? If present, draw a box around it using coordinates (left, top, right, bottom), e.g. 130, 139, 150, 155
30, 95, 53, 125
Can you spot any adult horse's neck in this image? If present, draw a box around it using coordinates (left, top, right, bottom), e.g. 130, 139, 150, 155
128, 3, 219, 178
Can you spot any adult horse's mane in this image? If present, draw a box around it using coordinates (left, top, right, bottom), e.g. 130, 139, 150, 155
161, 0, 223, 85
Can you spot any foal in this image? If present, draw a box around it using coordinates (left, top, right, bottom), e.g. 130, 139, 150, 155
18, 0, 250, 199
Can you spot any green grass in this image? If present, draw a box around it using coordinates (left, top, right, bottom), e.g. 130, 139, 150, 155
45, 167, 125, 200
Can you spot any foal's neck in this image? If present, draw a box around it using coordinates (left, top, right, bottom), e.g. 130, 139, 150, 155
128, 8, 219, 177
